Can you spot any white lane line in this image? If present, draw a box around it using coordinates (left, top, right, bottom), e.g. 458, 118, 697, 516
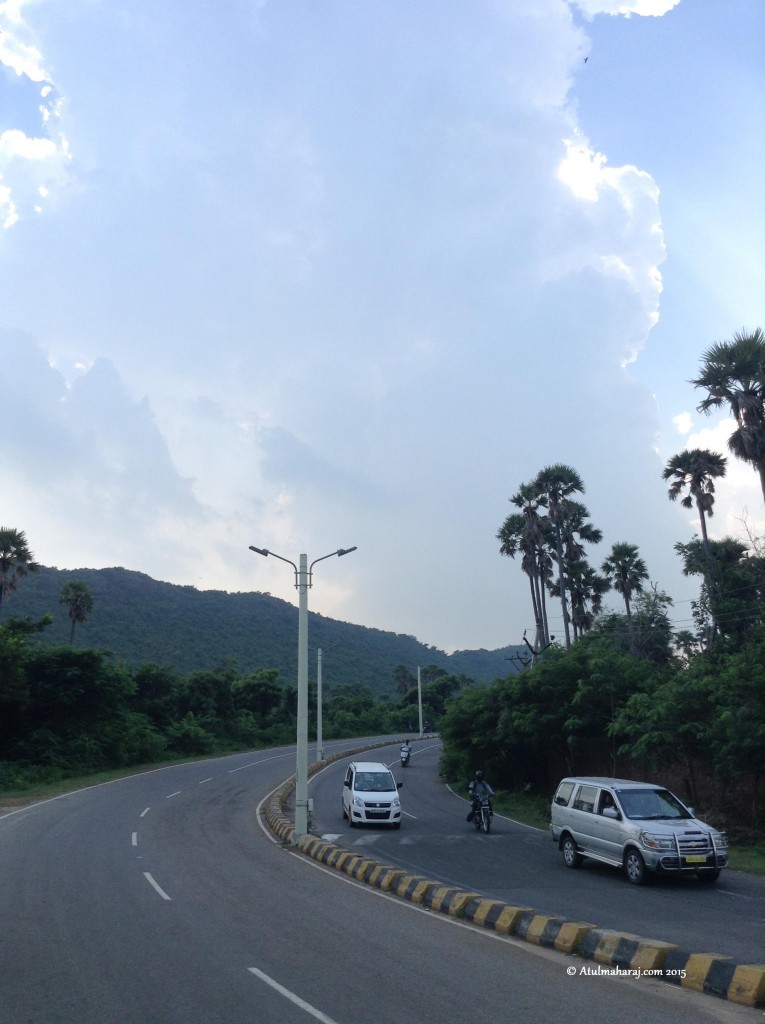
140, 807, 150, 817
199, 777, 213, 785
166, 791, 182, 799
228, 751, 289, 774
131, 832, 138, 846
247, 968, 339, 1024
143, 873, 172, 901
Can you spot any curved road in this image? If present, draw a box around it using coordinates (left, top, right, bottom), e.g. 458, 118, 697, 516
310, 739, 764, 966
0, 738, 758, 1023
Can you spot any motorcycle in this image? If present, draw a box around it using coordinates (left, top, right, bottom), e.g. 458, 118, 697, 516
400, 747, 411, 767
472, 794, 492, 833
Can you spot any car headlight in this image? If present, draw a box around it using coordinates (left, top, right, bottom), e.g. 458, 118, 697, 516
352, 795, 365, 807
715, 832, 729, 848
640, 832, 675, 851
392, 798, 400, 809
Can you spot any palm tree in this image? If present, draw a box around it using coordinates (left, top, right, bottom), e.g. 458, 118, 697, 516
59, 580, 94, 643
0, 527, 39, 614
662, 448, 727, 551
534, 464, 585, 647
601, 542, 649, 620
565, 559, 610, 638
692, 327, 765, 501
499, 484, 549, 648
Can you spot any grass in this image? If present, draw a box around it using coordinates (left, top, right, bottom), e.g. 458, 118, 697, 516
727, 844, 765, 874
492, 790, 551, 831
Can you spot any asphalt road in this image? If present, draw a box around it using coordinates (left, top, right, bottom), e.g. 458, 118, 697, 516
0, 737, 760, 1024
310, 739, 765, 966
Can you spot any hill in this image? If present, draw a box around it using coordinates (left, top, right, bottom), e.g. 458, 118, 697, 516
4, 567, 521, 696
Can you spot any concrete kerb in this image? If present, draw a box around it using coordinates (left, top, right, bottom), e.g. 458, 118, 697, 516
267, 738, 765, 1008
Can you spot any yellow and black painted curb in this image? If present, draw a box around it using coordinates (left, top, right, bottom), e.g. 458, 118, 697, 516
263, 740, 765, 1008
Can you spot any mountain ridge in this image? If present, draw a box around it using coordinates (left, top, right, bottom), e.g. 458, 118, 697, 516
5, 566, 521, 695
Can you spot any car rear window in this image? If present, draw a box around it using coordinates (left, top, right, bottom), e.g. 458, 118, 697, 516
553, 781, 575, 806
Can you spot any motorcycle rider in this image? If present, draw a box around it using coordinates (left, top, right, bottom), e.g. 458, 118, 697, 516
400, 739, 412, 762
466, 770, 494, 822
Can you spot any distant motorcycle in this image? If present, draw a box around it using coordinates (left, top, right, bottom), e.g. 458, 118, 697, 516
400, 747, 411, 768
471, 794, 492, 833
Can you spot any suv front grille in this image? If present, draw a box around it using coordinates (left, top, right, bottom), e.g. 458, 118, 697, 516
677, 834, 712, 853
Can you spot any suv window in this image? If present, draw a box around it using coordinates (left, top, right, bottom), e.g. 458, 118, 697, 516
573, 785, 598, 813
553, 781, 575, 806
615, 787, 692, 821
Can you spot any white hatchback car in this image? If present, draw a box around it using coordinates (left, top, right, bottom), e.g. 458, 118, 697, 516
342, 761, 402, 829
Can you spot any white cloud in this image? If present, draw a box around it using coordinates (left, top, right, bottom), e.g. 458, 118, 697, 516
0, 0, 49, 81
569, 0, 681, 16
0, 4, 69, 227
0, 0, 759, 651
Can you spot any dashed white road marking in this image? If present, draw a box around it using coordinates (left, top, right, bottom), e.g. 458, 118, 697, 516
131, 832, 138, 846
247, 968, 339, 1023
143, 873, 172, 901
199, 777, 213, 785
166, 791, 182, 799
140, 807, 150, 817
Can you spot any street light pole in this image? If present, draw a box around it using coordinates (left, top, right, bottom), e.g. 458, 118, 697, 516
317, 647, 324, 764
249, 544, 356, 841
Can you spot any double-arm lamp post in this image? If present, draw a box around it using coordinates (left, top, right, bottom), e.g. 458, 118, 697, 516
248, 544, 357, 840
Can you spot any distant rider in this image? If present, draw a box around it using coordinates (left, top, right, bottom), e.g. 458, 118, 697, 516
400, 740, 412, 759
467, 770, 494, 822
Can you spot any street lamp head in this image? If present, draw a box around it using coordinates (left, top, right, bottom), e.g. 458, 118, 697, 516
337, 546, 357, 557
249, 546, 269, 557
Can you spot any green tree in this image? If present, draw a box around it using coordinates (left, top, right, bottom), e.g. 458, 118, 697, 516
393, 665, 416, 697
692, 327, 765, 501
675, 537, 765, 645
601, 542, 649, 620
499, 484, 550, 648
59, 580, 94, 644
662, 448, 727, 552
534, 465, 586, 648
0, 528, 39, 614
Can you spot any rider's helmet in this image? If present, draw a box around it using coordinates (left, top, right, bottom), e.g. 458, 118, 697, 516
474, 770, 483, 780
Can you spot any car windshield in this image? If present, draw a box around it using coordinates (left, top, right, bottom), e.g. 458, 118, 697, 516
615, 788, 692, 821
355, 772, 395, 792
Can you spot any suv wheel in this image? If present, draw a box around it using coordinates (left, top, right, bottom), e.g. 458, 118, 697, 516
624, 848, 647, 885
561, 835, 581, 868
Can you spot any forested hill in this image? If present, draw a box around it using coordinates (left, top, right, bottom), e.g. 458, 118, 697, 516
5, 567, 521, 696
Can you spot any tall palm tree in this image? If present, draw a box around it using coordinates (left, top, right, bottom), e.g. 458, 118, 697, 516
662, 448, 727, 552
0, 527, 39, 614
60, 580, 94, 644
499, 484, 549, 648
601, 542, 649, 620
692, 327, 765, 501
534, 464, 585, 647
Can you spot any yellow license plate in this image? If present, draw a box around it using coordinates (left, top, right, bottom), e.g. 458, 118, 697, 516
685, 855, 707, 863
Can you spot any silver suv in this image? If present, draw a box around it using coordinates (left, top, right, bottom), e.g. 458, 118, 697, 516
550, 776, 728, 885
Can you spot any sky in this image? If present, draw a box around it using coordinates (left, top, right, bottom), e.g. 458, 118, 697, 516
1, 0, 763, 655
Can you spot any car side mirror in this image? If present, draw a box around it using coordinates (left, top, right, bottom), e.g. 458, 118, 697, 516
344, 780, 351, 788
603, 807, 620, 819
397, 782, 403, 789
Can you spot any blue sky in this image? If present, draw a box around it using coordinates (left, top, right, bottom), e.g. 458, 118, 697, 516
1, 0, 763, 654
